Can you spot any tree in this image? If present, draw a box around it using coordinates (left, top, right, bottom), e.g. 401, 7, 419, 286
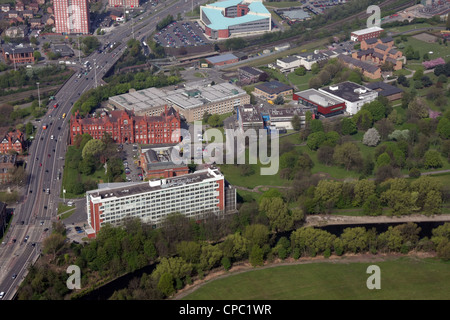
33, 51, 41, 62
333, 142, 363, 171
42, 233, 66, 262
362, 128, 380, 147
81, 139, 105, 159
249, 245, 264, 267
274, 95, 284, 105
291, 114, 301, 131
151, 257, 193, 282
353, 179, 376, 207
198, 244, 223, 271
306, 131, 326, 150
362, 100, 386, 122
243, 224, 269, 248
437, 117, 450, 139
157, 273, 175, 297
176, 241, 202, 264
290, 227, 336, 256
317, 145, 334, 165
424, 150, 443, 169
353, 109, 373, 130
207, 114, 221, 127
294, 66, 306, 76
408, 97, 429, 119
340, 227, 369, 253
259, 197, 292, 232
377, 152, 391, 167
341, 117, 357, 135
313, 180, 343, 212
362, 194, 382, 216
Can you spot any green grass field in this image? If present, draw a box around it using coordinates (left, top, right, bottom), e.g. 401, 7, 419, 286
182, 257, 450, 300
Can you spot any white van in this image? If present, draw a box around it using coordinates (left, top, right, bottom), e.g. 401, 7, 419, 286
67, 201, 74, 207
50, 135, 54, 140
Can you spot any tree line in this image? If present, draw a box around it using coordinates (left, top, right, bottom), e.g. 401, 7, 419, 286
17, 209, 450, 300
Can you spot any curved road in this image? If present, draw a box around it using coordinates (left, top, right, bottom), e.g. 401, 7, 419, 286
0, 0, 211, 300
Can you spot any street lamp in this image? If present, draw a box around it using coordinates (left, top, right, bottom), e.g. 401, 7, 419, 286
93, 59, 97, 88
12, 48, 16, 71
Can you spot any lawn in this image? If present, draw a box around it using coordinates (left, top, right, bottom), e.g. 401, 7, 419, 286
183, 257, 450, 300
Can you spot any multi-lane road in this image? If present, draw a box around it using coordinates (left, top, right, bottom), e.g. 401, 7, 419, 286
0, 0, 210, 300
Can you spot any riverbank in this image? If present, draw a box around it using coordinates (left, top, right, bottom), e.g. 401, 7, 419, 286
173, 251, 439, 300
304, 213, 450, 227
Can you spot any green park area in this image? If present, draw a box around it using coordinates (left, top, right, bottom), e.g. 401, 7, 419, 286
183, 257, 450, 300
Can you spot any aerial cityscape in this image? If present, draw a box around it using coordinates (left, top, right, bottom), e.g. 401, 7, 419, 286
0, 0, 449, 306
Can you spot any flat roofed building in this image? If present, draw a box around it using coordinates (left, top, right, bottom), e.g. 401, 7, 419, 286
350, 26, 384, 42
267, 107, 306, 130
206, 53, 239, 66
200, 0, 272, 39
254, 81, 293, 101
237, 104, 264, 131
318, 81, 378, 115
139, 146, 189, 180
293, 89, 346, 116
365, 81, 403, 101
85, 167, 236, 237
109, 82, 250, 122
276, 55, 301, 73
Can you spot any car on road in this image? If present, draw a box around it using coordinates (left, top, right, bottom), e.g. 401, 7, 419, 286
12, 274, 17, 279
53, 103, 58, 108
0, 292, 4, 299
24, 235, 29, 243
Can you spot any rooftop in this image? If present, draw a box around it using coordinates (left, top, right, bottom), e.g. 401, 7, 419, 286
351, 26, 383, 36
88, 168, 224, 201
338, 54, 380, 74
202, 0, 271, 31
295, 89, 344, 107
319, 81, 376, 103
255, 81, 292, 95
206, 53, 238, 64
365, 81, 403, 97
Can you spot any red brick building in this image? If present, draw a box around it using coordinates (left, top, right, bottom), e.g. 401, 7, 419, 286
0, 129, 24, 154
70, 107, 181, 145
350, 26, 383, 42
1, 45, 34, 65
139, 147, 189, 180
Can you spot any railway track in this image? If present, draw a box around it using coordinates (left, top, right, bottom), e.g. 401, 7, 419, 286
238, 0, 417, 55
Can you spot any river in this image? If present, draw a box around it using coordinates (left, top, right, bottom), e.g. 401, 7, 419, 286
78, 220, 447, 300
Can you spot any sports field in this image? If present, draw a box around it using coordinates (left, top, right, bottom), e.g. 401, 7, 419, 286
182, 257, 450, 300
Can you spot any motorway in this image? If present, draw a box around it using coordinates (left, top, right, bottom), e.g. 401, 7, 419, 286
0, 0, 210, 300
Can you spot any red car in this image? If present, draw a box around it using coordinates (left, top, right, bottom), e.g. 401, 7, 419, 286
39, 163, 42, 167
53, 103, 58, 108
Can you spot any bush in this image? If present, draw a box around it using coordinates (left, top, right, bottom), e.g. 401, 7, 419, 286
409, 168, 421, 178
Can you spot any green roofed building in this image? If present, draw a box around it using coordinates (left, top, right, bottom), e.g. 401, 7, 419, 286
200, 0, 272, 39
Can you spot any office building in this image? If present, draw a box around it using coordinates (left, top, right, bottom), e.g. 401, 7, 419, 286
85, 167, 236, 237
200, 0, 272, 39
318, 81, 378, 115
108, 82, 250, 122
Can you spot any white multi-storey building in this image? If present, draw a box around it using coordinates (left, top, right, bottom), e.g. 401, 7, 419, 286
85, 168, 236, 237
